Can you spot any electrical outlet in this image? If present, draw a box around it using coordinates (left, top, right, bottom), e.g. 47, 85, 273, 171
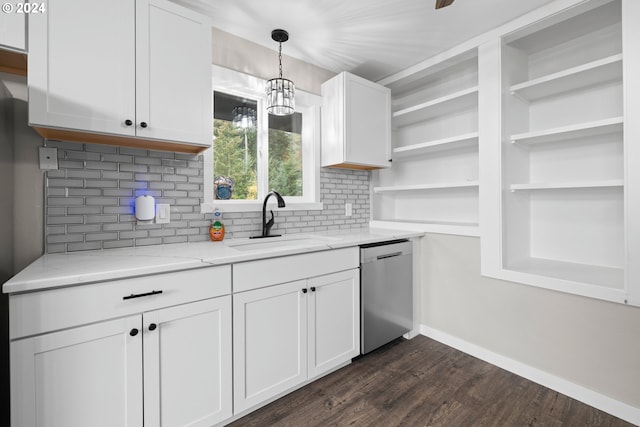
345, 203, 352, 217
155, 204, 170, 224
39, 147, 58, 170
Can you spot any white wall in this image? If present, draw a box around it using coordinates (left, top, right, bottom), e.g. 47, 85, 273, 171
212, 28, 335, 95
11, 98, 43, 271
420, 232, 640, 417
0, 81, 14, 282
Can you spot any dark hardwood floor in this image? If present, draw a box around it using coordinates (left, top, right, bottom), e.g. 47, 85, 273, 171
230, 335, 634, 426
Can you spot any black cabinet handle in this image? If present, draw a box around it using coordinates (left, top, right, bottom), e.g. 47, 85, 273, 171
129, 328, 139, 337
125, 119, 133, 126
148, 323, 157, 331
123, 290, 163, 300
140, 122, 148, 128
301, 288, 308, 294
310, 287, 316, 292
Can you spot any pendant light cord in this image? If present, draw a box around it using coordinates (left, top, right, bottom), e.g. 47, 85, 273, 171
278, 41, 283, 78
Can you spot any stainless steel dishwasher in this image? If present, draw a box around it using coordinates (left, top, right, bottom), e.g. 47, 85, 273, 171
360, 239, 413, 354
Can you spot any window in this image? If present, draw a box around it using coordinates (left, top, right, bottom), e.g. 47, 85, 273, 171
213, 92, 258, 200
268, 113, 303, 197
202, 66, 321, 212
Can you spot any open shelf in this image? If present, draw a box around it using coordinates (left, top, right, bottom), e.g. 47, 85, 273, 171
510, 116, 623, 145
370, 219, 479, 237
393, 132, 478, 157
374, 48, 479, 238
509, 180, 623, 192
392, 86, 478, 127
374, 181, 479, 193
506, 257, 624, 289
510, 54, 622, 101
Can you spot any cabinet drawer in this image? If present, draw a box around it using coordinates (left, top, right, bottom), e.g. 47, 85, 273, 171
9, 265, 231, 340
233, 248, 359, 293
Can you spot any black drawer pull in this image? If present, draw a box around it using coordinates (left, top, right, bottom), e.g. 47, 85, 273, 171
123, 290, 163, 300
148, 323, 157, 331
301, 288, 308, 294
130, 328, 139, 337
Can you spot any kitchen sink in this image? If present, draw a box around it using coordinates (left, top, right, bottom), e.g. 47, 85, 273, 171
224, 235, 338, 252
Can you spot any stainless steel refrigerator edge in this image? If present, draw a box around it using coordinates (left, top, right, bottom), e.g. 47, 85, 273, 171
360, 240, 413, 354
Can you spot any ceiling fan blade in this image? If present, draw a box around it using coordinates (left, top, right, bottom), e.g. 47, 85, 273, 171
435, 0, 455, 9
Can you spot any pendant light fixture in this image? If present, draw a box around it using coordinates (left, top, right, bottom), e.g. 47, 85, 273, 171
232, 105, 256, 168
232, 106, 256, 129
266, 29, 295, 116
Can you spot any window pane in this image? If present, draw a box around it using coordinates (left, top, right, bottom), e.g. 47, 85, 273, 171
213, 92, 258, 200
268, 113, 303, 197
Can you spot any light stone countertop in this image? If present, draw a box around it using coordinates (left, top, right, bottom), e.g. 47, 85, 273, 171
2, 227, 423, 294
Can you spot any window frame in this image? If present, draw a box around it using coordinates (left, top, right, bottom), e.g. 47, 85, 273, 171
202, 65, 322, 213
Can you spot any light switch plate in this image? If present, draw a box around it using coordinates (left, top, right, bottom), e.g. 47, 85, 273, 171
39, 147, 58, 170
155, 204, 170, 224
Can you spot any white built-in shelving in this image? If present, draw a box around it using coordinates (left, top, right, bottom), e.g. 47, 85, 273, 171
392, 86, 478, 127
479, 0, 639, 305
372, 49, 480, 236
509, 180, 623, 192
510, 116, 623, 145
374, 181, 479, 193
509, 54, 622, 101
393, 132, 479, 156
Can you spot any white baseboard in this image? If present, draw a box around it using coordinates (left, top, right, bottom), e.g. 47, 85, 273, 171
420, 325, 640, 426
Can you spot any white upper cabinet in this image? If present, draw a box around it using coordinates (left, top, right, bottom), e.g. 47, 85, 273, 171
321, 71, 391, 169
135, 0, 212, 147
28, 0, 137, 137
28, 0, 212, 152
0, 1, 26, 52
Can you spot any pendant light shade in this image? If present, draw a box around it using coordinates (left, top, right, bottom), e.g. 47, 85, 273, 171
266, 29, 295, 116
232, 106, 256, 129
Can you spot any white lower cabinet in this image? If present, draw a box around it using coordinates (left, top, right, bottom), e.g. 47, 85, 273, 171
9, 251, 363, 425
9, 264, 233, 427
11, 315, 144, 427
307, 270, 360, 379
143, 297, 233, 427
232, 280, 308, 414
233, 268, 360, 415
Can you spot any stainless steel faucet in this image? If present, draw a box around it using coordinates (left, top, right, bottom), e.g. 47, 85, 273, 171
251, 190, 286, 239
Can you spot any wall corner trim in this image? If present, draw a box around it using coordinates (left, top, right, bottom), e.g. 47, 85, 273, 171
419, 325, 640, 426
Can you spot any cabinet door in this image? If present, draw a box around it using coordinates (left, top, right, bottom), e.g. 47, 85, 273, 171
0, 1, 25, 51
136, 0, 212, 147
10, 316, 143, 427
28, 0, 136, 135
233, 280, 308, 414
143, 296, 232, 427
308, 269, 360, 379
345, 73, 391, 168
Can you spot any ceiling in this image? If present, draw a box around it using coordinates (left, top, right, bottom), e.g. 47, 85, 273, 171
172, 0, 556, 82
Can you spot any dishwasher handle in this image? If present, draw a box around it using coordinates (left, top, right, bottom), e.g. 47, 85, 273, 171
377, 251, 402, 260
360, 240, 412, 264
